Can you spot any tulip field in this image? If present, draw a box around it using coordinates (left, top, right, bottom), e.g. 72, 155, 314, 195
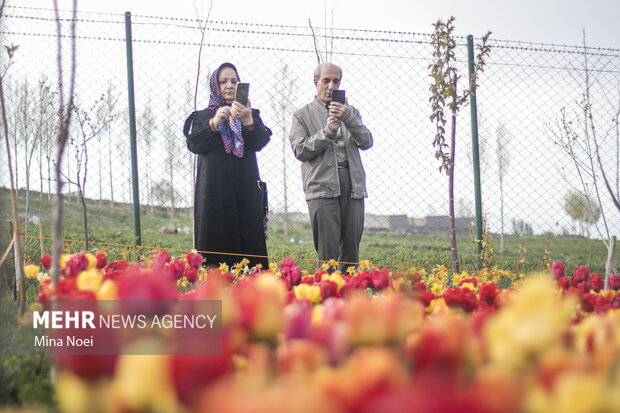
3, 248, 620, 413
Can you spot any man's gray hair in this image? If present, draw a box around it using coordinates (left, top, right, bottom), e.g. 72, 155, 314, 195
313, 63, 343, 81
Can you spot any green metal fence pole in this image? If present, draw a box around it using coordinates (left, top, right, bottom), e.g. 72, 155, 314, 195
125, 12, 141, 246
467, 34, 483, 267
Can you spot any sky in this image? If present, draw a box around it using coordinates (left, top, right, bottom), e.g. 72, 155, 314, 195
20, 0, 620, 49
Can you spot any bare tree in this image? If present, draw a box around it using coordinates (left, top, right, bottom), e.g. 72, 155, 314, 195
429, 16, 491, 273
190, 0, 214, 245
307, 0, 337, 64
37, 76, 59, 201
271, 64, 297, 235
50, 0, 77, 289
137, 103, 157, 214
496, 122, 511, 253
550, 31, 619, 279
163, 94, 181, 219
64, 95, 115, 251
0, 0, 27, 312
97, 82, 119, 209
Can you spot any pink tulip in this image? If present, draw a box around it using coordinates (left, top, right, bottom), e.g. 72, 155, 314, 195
550, 261, 565, 280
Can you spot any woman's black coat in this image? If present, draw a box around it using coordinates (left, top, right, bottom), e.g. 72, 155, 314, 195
183, 108, 271, 269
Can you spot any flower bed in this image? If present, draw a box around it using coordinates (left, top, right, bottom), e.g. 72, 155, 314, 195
23, 251, 620, 413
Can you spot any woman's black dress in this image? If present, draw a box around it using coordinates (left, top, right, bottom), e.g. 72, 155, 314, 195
183, 108, 271, 269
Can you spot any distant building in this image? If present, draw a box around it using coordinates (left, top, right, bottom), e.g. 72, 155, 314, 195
269, 212, 474, 235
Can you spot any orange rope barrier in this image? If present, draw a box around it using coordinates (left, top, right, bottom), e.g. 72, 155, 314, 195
19, 233, 466, 274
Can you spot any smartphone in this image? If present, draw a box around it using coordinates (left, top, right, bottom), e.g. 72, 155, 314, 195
235, 82, 250, 106
331, 89, 346, 104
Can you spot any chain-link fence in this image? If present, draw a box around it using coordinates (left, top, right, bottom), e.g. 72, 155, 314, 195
1, 5, 619, 271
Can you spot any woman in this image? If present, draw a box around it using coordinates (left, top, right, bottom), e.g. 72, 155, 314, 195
183, 62, 271, 269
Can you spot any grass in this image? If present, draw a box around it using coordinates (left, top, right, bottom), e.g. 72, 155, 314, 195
1, 189, 616, 279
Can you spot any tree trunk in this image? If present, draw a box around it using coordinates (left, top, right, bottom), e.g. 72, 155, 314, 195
499, 174, 505, 253
604, 235, 616, 290
1, 77, 27, 315
449, 101, 460, 274
78, 185, 89, 251
109, 129, 114, 210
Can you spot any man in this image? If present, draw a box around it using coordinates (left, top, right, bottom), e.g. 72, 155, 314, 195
289, 62, 373, 271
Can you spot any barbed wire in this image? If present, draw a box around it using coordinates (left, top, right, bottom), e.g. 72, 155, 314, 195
6, 5, 620, 55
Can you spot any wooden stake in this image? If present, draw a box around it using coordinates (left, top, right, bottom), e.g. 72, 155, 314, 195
605, 235, 617, 290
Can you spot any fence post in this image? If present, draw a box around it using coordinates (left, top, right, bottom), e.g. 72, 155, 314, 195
124, 12, 142, 246
467, 35, 483, 267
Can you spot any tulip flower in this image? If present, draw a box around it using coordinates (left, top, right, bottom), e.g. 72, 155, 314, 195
371, 268, 390, 290
186, 252, 203, 269
24, 264, 39, 280
572, 266, 589, 285
589, 273, 604, 292
41, 254, 52, 269
76, 269, 103, 292
607, 274, 620, 291
184, 267, 198, 283
550, 261, 565, 280
95, 252, 107, 269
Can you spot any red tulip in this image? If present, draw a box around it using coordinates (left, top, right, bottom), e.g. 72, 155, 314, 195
413, 281, 427, 291
184, 267, 198, 283
581, 293, 597, 313
573, 266, 589, 284
186, 252, 203, 269
589, 273, 603, 292
41, 254, 52, 269
117, 267, 178, 301
608, 274, 620, 291
419, 290, 436, 307
105, 260, 129, 272
95, 252, 107, 269
459, 277, 478, 287
371, 268, 390, 290
171, 349, 233, 406
319, 280, 338, 299
280, 259, 302, 286
443, 287, 477, 313
558, 276, 571, 290
170, 259, 187, 279
55, 354, 117, 379
479, 282, 500, 305
64, 253, 89, 277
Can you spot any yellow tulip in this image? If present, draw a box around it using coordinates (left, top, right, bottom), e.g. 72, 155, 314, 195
85, 253, 98, 270
76, 269, 103, 292
294, 284, 322, 304
112, 339, 180, 413
97, 279, 119, 300
24, 264, 39, 279
256, 272, 287, 303
311, 304, 324, 325
324, 273, 345, 292
484, 275, 577, 371
56, 371, 112, 413
60, 253, 71, 270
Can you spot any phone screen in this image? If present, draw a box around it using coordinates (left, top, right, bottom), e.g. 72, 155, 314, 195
235, 83, 250, 106
331, 89, 346, 104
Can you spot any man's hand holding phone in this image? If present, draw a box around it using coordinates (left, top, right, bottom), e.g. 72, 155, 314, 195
326, 115, 341, 134
329, 89, 350, 121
